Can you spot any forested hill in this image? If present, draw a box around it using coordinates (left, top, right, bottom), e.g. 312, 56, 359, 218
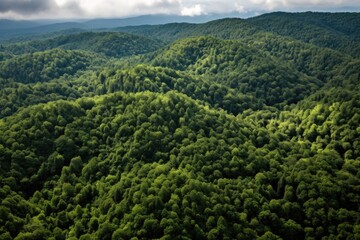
117, 12, 360, 57
248, 12, 360, 57
2, 32, 164, 57
115, 19, 259, 42
250, 12, 360, 39
0, 12, 359, 240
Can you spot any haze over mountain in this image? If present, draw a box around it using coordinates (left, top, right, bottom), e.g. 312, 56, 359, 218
0, 0, 359, 19
0, 12, 256, 41
1, 0, 359, 41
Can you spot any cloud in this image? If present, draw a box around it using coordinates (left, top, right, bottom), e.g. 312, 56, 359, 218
181, 4, 205, 16
0, 0, 84, 19
0, 0, 359, 19
0, 0, 55, 14
0, 0, 183, 19
73, 0, 182, 18
235, 3, 247, 13
136, 0, 180, 9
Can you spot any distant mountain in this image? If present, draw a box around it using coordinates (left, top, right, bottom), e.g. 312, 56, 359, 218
83, 15, 209, 29
82, 13, 253, 29
0, 19, 42, 30
115, 18, 259, 42
0, 12, 254, 42
0, 21, 86, 41
116, 12, 360, 57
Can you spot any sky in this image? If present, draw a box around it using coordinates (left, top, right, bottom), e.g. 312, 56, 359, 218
0, 0, 359, 20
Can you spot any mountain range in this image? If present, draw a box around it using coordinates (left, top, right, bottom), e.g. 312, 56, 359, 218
0, 12, 359, 240
0, 12, 257, 41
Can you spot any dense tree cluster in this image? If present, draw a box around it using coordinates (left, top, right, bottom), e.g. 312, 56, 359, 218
248, 12, 360, 57
117, 12, 360, 57
151, 36, 323, 107
0, 49, 93, 83
3, 32, 164, 58
0, 12, 359, 239
1, 91, 359, 239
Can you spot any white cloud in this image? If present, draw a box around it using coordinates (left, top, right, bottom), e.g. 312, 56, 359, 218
181, 4, 205, 16
54, 0, 70, 7
75, 0, 181, 18
235, 3, 247, 13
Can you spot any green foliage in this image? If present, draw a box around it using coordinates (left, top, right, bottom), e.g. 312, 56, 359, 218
0, 12, 359, 240
102, 64, 261, 114
151, 36, 323, 107
117, 18, 259, 42
4, 32, 164, 58
118, 12, 360, 57
0, 49, 91, 83
249, 12, 360, 57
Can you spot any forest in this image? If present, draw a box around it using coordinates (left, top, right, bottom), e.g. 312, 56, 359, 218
0, 12, 359, 239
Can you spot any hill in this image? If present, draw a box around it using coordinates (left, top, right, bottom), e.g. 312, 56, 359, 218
1, 90, 359, 239
0, 13, 249, 42
0, 20, 41, 31
0, 22, 86, 42
116, 18, 259, 42
3, 32, 164, 58
0, 12, 359, 240
0, 49, 96, 83
248, 12, 360, 57
82, 14, 231, 29
117, 12, 360, 57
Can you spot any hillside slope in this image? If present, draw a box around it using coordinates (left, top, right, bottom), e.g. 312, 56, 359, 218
116, 18, 259, 42
248, 12, 360, 57
1, 90, 359, 239
4, 32, 164, 58
117, 12, 360, 57
0, 12, 359, 240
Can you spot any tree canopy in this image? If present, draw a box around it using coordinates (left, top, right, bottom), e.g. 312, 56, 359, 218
0, 12, 359, 240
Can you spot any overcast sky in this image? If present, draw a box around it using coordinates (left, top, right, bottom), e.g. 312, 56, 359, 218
0, 0, 359, 20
